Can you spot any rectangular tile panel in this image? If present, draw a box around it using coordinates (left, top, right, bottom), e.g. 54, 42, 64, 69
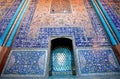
50, 0, 72, 13
77, 48, 120, 74
1, 49, 47, 77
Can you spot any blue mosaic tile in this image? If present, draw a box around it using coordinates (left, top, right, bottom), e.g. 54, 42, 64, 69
83, 0, 110, 37
0, 0, 21, 37
77, 48, 120, 74
13, 27, 110, 48
100, 0, 120, 33
3, 50, 46, 75
12, 0, 38, 48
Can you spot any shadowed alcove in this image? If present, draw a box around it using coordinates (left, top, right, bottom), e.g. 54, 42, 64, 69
49, 37, 76, 76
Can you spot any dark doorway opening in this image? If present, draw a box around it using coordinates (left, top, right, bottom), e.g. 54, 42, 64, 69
49, 37, 76, 76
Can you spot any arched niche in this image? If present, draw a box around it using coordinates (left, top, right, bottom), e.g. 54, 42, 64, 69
49, 37, 76, 76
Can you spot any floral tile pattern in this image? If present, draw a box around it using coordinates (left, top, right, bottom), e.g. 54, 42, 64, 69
30, 0, 92, 28
12, 27, 110, 48
2, 50, 47, 76
77, 48, 120, 74
11, 0, 111, 48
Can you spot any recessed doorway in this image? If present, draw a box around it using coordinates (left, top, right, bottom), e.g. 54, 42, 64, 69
49, 37, 76, 76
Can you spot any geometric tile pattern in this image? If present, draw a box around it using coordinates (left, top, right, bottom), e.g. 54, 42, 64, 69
51, 47, 73, 75
0, 0, 21, 37
2, 50, 47, 76
77, 48, 120, 74
100, 0, 120, 33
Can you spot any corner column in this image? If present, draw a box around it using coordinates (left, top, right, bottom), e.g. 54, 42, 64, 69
112, 44, 120, 63
0, 46, 11, 74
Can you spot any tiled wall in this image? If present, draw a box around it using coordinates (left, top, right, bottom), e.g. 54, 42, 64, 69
1, 0, 120, 77
0, 0, 21, 37
77, 48, 120, 74
83, 0, 105, 36
100, 0, 120, 32
30, 0, 93, 28
12, 27, 110, 48
2, 50, 47, 76
12, 0, 110, 48
2, 48, 120, 76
